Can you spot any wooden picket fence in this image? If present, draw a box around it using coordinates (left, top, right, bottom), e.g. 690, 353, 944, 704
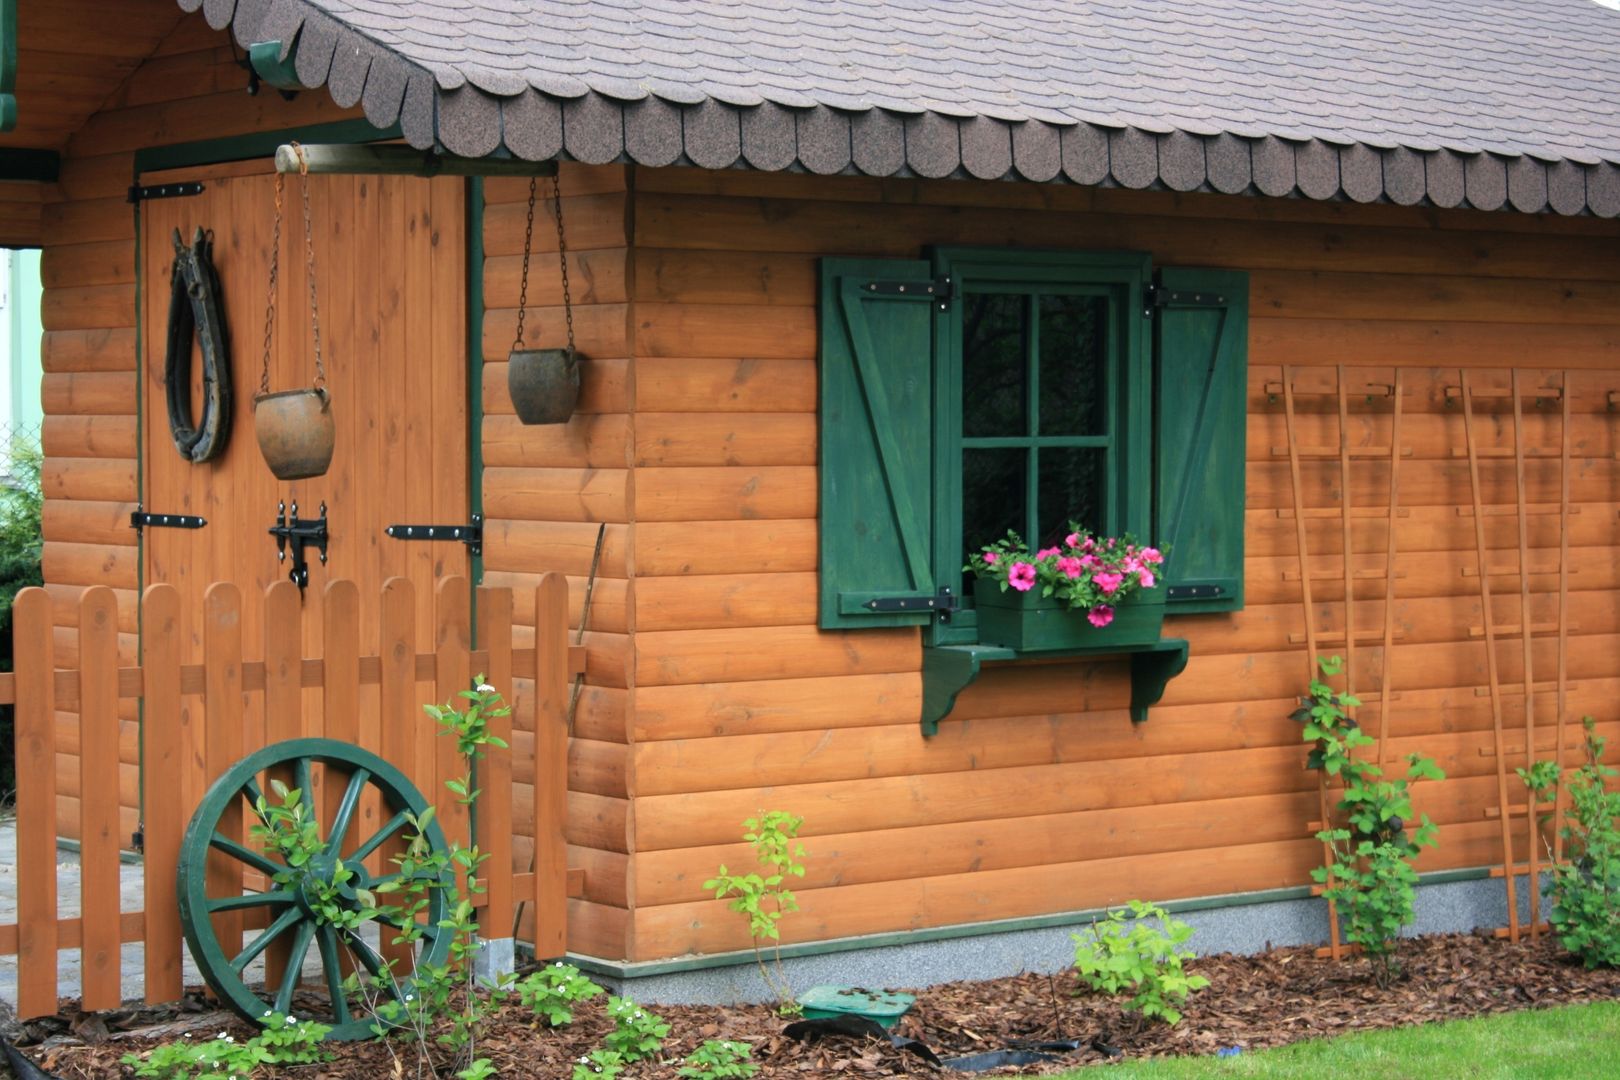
0, 573, 578, 1019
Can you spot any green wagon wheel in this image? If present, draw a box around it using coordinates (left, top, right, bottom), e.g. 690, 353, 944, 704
177, 737, 453, 1040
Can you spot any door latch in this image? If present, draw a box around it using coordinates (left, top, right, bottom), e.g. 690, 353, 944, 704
268, 500, 328, 591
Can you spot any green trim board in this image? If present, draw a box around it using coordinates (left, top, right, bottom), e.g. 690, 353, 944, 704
248, 40, 304, 90
0, 148, 58, 182
0, 0, 15, 133
563, 865, 1499, 981
465, 177, 485, 588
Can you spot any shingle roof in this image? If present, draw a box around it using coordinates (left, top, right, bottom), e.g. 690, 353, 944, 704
185, 0, 1620, 216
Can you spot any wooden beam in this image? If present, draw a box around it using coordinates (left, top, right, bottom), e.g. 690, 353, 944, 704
274, 143, 559, 178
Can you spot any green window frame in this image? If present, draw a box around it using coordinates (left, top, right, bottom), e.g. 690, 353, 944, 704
818, 248, 1248, 644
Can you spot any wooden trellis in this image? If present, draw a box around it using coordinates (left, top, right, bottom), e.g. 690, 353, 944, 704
1274, 365, 1406, 961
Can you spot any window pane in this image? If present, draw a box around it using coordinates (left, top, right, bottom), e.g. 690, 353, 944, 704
962, 448, 1026, 550
1036, 447, 1105, 546
1038, 294, 1108, 436
962, 293, 1027, 437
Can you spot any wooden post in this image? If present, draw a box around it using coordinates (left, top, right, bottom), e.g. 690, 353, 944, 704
378, 577, 417, 968
435, 578, 473, 871
262, 580, 305, 989
78, 586, 121, 1011
323, 580, 362, 978
532, 573, 570, 959
204, 583, 245, 962
141, 584, 185, 1004
477, 587, 516, 946
13, 588, 57, 1018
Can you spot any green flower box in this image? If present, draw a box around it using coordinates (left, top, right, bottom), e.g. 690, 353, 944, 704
973, 581, 1166, 652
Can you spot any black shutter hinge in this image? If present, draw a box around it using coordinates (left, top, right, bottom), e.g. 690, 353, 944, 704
1145, 284, 1229, 316
1166, 584, 1226, 601
130, 505, 207, 533
863, 586, 960, 621
128, 181, 205, 204
386, 513, 483, 557
864, 275, 954, 311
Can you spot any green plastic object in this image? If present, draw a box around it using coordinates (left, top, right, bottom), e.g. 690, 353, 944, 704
177, 738, 453, 1040
797, 985, 916, 1029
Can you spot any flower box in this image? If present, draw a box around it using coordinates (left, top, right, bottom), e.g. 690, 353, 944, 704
973, 580, 1166, 652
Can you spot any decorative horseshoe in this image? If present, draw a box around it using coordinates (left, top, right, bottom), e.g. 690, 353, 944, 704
165, 226, 233, 463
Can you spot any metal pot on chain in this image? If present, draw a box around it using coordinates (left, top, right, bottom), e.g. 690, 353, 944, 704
508, 172, 583, 425
254, 146, 336, 480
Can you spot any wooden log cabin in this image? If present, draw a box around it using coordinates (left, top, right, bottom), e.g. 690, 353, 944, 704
3, 0, 1620, 996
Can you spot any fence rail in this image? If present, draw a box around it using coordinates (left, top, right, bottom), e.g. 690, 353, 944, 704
1, 573, 575, 1019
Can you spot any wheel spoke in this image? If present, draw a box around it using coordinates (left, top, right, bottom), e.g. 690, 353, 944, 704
316, 925, 351, 1026
342, 930, 403, 1002
325, 768, 371, 855
293, 757, 315, 817
231, 906, 302, 974
370, 870, 444, 894
211, 832, 284, 879
274, 920, 317, 1014
349, 809, 411, 864
241, 777, 269, 823
207, 890, 296, 913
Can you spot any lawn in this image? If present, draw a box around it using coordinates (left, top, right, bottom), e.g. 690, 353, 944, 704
1049, 1001, 1620, 1079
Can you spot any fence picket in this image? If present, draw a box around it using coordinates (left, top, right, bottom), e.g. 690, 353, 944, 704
204, 583, 245, 958
321, 581, 362, 980
533, 573, 569, 959
262, 580, 304, 990
13, 588, 58, 1018
140, 584, 184, 1004
435, 578, 472, 885
78, 586, 123, 1011
377, 577, 417, 969
476, 587, 515, 941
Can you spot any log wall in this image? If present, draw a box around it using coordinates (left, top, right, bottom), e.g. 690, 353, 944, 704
615, 165, 1620, 962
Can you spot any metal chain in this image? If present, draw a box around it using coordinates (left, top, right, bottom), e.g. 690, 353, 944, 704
259, 172, 284, 395
552, 172, 575, 356
512, 175, 537, 351
294, 143, 327, 389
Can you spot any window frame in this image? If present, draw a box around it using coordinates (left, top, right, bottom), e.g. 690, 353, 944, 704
928, 248, 1154, 646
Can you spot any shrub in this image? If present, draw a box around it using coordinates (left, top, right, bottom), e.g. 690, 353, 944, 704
1542, 721, 1620, 969
516, 961, 604, 1026
1071, 899, 1208, 1024
603, 996, 669, 1062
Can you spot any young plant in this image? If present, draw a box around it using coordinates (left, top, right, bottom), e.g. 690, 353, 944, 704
1537, 720, 1620, 969
249, 780, 377, 932
120, 1014, 331, 1080
602, 996, 670, 1062
678, 1039, 760, 1079
572, 1049, 626, 1080
1296, 656, 1444, 986
1071, 899, 1208, 1025
516, 961, 605, 1026
704, 810, 808, 1008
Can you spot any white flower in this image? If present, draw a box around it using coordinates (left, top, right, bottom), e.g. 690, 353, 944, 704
477, 683, 496, 694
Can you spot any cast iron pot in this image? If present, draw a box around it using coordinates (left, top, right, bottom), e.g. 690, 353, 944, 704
253, 387, 335, 480
508, 347, 580, 425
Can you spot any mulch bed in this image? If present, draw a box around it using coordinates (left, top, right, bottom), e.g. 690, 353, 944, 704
17, 931, 1620, 1078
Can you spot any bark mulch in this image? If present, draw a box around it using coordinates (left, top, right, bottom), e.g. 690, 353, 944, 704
18, 931, 1620, 1079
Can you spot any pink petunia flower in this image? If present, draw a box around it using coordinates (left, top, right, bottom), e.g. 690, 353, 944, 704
1087, 605, 1115, 628
1064, 532, 1082, 549
982, 552, 999, 565
1142, 547, 1164, 564
1035, 546, 1061, 560
1138, 569, 1156, 588
1082, 537, 1095, 551
1008, 562, 1037, 591
1079, 553, 1099, 568
1056, 556, 1084, 579
1094, 570, 1124, 595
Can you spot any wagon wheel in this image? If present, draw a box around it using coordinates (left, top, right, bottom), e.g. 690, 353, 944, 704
178, 737, 453, 1040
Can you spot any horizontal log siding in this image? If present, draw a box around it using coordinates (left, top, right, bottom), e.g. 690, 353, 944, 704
481, 167, 633, 959
619, 165, 1620, 961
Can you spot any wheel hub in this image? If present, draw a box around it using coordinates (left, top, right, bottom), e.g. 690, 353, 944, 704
292, 854, 373, 917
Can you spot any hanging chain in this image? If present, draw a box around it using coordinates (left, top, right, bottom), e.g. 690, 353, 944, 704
512, 176, 537, 351
294, 143, 327, 390
259, 171, 284, 396
552, 172, 575, 356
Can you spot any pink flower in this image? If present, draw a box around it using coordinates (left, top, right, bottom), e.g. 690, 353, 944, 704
1123, 556, 1142, 573
1008, 562, 1037, 592
1087, 605, 1115, 628
1138, 569, 1156, 588
1035, 546, 1061, 560
1142, 547, 1164, 565
1082, 537, 1095, 551
1056, 556, 1084, 579
1079, 553, 1099, 568
981, 552, 999, 566
1064, 532, 1082, 549
1094, 570, 1124, 595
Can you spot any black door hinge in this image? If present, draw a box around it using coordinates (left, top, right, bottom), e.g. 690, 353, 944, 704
863, 586, 960, 620
863, 275, 954, 310
130, 506, 207, 533
128, 181, 205, 204
386, 513, 483, 557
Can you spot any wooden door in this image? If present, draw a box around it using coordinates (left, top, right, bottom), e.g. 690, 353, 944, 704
138, 157, 469, 694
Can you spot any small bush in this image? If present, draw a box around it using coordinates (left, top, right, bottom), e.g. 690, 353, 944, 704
603, 996, 669, 1062
516, 961, 604, 1026
1072, 899, 1208, 1024
1545, 722, 1620, 968
678, 1039, 759, 1079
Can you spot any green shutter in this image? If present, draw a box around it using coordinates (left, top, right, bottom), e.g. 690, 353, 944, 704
1, 0, 16, 133
1153, 268, 1249, 614
819, 258, 939, 629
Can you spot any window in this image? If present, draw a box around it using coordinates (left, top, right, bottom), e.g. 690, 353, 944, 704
818, 249, 1247, 643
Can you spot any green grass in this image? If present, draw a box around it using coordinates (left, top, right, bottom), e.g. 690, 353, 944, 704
1045, 1001, 1620, 1079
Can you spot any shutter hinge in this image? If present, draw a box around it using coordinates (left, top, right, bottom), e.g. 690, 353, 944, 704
1145, 284, 1228, 316
1167, 584, 1226, 601
864, 275, 954, 311
128, 181, 205, 204
130, 505, 208, 533
863, 586, 960, 620
386, 513, 483, 557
